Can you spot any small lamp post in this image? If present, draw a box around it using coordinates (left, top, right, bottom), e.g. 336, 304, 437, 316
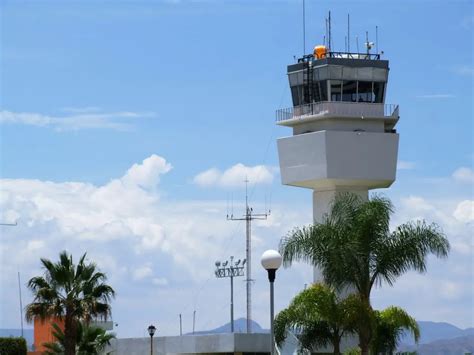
261, 249, 283, 355
148, 324, 156, 355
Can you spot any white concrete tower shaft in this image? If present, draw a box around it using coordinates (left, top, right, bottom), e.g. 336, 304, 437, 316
276, 52, 400, 283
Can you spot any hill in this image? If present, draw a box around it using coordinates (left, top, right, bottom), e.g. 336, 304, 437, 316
400, 321, 474, 345
399, 334, 474, 355
188, 318, 267, 335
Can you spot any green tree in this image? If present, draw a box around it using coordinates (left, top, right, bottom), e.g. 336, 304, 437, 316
26, 251, 115, 355
279, 193, 449, 355
274, 283, 362, 355
372, 307, 420, 355
43, 322, 116, 355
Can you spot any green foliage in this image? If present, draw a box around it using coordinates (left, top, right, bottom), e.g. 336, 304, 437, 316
274, 283, 361, 355
280, 193, 449, 298
373, 307, 420, 355
26, 251, 116, 355
43, 322, 116, 355
343, 348, 361, 355
279, 193, 448, 354
0, 337, 27, 355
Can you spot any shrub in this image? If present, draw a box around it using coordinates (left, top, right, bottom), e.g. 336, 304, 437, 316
0, 337, 27, 355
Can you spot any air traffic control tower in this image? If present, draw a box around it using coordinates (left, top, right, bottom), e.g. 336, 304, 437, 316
276, 46, 400, 283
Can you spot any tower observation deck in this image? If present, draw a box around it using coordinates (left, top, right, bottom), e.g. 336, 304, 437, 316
276, 46, 400, 282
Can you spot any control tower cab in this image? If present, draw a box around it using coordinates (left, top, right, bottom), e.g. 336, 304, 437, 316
276, 46, 399, 197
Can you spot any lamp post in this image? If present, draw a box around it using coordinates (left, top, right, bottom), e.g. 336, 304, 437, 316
261, 250, 282, 355
147, 324, 156, 355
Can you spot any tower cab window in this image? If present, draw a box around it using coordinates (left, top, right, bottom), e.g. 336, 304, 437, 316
329, 80, 385, 103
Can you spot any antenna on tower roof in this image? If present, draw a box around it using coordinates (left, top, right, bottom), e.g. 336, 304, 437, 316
347, 13, 350, 52
328, 10, 332, 52
325, 17, 328, 48
376, 25, 379, 54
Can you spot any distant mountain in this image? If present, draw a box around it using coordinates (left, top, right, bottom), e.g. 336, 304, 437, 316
400, 321, 474, 345
399, 334, 474, 355
0, 329, 34, 349
188, 318, 268, 335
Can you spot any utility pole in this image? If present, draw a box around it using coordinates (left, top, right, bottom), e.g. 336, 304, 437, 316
179, 314, 182, 336
215, 256, 245, 332
18, 272, 23, 338
227, 179, 270, 333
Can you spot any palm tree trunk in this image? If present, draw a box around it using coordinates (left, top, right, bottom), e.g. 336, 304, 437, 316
64, 312, 76, 355
358, 293, 372, 355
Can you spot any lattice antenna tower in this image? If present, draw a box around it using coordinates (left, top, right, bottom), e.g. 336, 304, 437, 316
226, 179, 270, 333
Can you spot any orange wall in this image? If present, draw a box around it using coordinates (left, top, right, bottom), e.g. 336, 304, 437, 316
32, 317, 65, 353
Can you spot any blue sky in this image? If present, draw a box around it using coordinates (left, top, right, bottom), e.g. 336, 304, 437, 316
0, 0, 473, 338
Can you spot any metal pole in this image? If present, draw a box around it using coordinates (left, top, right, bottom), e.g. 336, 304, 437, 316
270, 280, 275, 355
246, 206, 252, 333
179, 314, 182, 336
18, 272, 23, 338
150, 335, 153, 355
230, 273, 234, 333
193, 310, 196, 334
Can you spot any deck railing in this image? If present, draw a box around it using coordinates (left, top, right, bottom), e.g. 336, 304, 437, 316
276, 102, 399, 123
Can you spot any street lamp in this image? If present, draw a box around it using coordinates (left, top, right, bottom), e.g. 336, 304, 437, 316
261, 250, 283, 355
147, 324, 156, 355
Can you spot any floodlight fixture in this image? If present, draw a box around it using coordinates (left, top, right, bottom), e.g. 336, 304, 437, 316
214, 255, 245, 333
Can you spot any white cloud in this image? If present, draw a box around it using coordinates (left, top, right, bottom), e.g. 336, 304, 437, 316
133, 265, 153, 280
122, 155, 172, 189
193, 163, 274, 188
0, 109, 153, 131
452, 167, 474, 184
152, 277, 168, 286
453, 200, 474, 223
0, 154, 312, 338
397, 160, 416, 170
1, 155, 473, 336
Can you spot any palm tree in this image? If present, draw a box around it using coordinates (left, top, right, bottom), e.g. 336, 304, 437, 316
26, 251, 115, 355
43, 322, 116, 355
279, 193, 449, 355
372, 306, 420, 355
274, 283, 362, 355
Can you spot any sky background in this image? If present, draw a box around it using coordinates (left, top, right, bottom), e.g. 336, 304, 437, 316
0, 0, 473, 338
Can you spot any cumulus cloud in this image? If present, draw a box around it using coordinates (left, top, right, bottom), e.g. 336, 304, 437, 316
0, 154, 313, 337
193, 163, 274, 188
1, 155, 472, 335
453, 200, 474, 223
133, 265, 153, 280
0, 109, 153, 131
452, 167, 474, 184
122, 155, 172, 189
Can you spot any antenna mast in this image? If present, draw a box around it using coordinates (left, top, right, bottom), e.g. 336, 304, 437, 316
376, 25, 379, 54
328, 11, 332, 52
227, 179, 270, 333
347, 14, 350, 52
